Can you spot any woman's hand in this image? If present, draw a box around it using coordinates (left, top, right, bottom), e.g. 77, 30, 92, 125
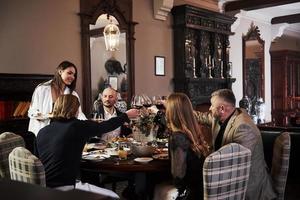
126, 109, 140, 119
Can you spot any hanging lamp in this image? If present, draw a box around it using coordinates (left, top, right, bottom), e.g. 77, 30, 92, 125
103, 16, 120, 51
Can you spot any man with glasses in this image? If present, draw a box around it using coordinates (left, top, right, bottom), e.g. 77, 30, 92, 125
194, 89, 276, 200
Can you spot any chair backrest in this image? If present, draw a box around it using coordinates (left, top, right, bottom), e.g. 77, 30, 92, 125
0, 132, 25, 178
203, 143, 252, 200
9, 146, 46, 187
271, 132, 291, 200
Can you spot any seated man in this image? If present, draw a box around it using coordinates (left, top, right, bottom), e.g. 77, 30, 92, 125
194, 89, 276, 200
93, 87, 131, 141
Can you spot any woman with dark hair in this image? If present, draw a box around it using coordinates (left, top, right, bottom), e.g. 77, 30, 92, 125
155, 93, 211, 200
28, 61, 86, 136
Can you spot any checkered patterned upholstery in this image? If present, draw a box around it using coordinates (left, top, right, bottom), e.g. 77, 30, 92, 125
0, 132, 25, 178
203, 143, 252, 200
271, 132, 291, 200
9, 146, 46, 186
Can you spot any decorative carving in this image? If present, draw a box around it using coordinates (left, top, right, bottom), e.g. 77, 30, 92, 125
153, 0, 174, 20
242, 22, 265, 103
172, 5, 236, 108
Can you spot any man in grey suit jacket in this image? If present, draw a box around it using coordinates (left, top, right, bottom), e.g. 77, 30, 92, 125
195, 89, 276, 200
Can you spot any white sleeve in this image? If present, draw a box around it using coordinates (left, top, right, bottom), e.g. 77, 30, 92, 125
72, 91, 87, 120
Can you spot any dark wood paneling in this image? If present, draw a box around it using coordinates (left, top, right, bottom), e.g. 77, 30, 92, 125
172, 5, 236, 109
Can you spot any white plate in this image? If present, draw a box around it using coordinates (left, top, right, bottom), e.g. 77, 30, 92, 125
134, 157, 153, 163
153, 153, 169, 160
82, 153, 110, 160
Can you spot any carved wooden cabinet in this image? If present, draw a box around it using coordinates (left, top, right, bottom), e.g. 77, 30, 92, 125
171, 5, 236, 109
271, 50, 300, 126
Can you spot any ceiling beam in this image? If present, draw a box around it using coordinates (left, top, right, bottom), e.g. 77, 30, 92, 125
224, 0, 300, 12
271, 13, 300, 24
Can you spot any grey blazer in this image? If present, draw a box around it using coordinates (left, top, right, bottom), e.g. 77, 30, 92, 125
195, 108, 277, 200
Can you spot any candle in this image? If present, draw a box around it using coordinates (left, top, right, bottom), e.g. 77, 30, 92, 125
205, 58, 208, 66
193, 58, 196, 68
212, 58, 215, 68
208, 55, 211, 65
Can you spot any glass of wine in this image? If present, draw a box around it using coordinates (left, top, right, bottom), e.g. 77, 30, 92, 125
92, 113, 104, 123
131, 95, 143, 109
141, 94, 152, 108
152, 95, 164, 110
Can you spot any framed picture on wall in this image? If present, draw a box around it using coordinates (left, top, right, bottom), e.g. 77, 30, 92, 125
108, 76, 118, 90
155, 56, 165, 76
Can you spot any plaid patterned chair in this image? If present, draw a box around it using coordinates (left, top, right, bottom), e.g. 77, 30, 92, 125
203, 143, 252, 200
271, 132, 291, 200
0, 132, 25, 178
9, 146, 46, 186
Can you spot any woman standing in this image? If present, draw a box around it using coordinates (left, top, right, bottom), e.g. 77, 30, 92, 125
28, 61, 86, 136
166, 93, 210, 200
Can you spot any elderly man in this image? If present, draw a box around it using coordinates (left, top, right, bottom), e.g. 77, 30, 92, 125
194, 89, 276, 200
94, 87, 131, 141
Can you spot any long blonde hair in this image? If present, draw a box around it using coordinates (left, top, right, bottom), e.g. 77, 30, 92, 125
166, 93, 210, 157
52, 94, 80, 120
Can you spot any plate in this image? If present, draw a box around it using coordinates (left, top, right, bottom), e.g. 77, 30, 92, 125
82, 153, 110, 161
153, 153, 169, 160
134, 157, 153, 163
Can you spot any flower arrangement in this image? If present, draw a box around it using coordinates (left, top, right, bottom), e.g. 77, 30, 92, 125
132, 111, 157, 136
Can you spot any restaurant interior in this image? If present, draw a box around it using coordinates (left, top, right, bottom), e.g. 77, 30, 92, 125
0, 0, 300, 199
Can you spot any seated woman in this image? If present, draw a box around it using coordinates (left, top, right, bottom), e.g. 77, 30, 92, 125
36, 94, 139, 198
155, 93, 211, 200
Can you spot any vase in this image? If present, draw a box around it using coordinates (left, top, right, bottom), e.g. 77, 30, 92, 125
132, 127, 157, 143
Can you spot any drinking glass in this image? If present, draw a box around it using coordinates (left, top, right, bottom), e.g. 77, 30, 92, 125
141, 94, 152, 108
131, 95, 143, 109
93, 113, 104, 122
152, 95, 164, 110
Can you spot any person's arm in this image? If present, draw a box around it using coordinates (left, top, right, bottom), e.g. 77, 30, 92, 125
169, 133, 190, 194
193, 110, 213, 126
28, 84, 51, 121
82, 109, 139, 138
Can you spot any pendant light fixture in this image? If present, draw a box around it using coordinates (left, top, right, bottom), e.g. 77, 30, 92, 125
103, 15, 120, 51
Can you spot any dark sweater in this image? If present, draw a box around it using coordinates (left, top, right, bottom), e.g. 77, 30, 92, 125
169, 132, 204, 200
36, 114, 129, 187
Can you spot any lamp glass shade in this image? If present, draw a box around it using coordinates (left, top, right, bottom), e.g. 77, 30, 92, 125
103, 21, 120, 51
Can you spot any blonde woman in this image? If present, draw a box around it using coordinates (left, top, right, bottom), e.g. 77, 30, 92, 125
36, 94, 139, 197
165, 93, 210, 200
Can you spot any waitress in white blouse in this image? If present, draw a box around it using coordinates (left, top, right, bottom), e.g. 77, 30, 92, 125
28, 61, 86, 136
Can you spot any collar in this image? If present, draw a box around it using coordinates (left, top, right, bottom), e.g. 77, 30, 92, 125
219, 109, 236, 128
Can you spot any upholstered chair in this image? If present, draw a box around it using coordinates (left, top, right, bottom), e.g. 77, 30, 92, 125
203, 143, 252, 200
271, 132, 291, 200
9, 146, 46, 186
0, 132, 25, 178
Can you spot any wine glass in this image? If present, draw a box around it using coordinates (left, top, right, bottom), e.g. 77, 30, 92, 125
141, 94, 152, 108
131, 95, 143, 109
152, 95, 164, 110
93, 113, 104, 122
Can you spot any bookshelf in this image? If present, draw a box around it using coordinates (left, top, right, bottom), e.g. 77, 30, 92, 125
0, 73, 52, 134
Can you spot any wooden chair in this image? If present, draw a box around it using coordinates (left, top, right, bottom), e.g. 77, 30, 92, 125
271, 132, 291, 200
203, 143, 252, 200
0, 132, 25, 178
9, 146, 46, 186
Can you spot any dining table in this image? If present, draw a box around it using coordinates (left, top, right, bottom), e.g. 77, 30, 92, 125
80, 150, 171, 200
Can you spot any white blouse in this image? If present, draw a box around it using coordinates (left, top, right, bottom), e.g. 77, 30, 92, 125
28, 80, 86, 136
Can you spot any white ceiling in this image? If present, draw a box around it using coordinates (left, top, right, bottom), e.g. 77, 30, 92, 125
237, 2, 300, 37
